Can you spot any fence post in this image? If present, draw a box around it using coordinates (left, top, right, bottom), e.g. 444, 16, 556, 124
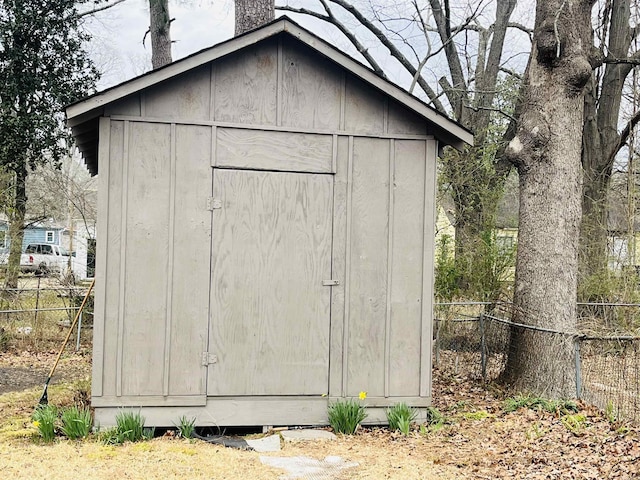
574, 337, 582, 399
434, 318, 440, 366
75, 311, 82, 351
480, 312, 487, 381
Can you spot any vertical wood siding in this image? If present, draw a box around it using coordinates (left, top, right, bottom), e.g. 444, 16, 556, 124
95, 35, 438, 412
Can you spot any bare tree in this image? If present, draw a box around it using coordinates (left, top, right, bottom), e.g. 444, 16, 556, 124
579, 0, 640, 282
147, 0, 173, 69
278, 0, 527, 292
502, 0, 595, 397
236, 0, 274, 35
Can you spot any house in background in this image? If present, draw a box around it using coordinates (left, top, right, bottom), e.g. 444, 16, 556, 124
0, 220, 64, 250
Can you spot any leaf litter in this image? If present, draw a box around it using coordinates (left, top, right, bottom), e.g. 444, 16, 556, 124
0, 352, 638, 479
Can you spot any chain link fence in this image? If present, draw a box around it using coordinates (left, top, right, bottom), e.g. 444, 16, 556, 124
434, 301, 640, 423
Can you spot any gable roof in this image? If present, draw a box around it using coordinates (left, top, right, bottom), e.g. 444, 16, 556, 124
67, 16, 473, 175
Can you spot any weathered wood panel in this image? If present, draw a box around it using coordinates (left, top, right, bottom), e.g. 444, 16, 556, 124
99, 120, 125, 398
344, 77, 385, 135
215, 127, 333, 173
329, 135, 349, 397
389, 140, 426, 396
121, 122, 171, 396
421, 139, 438, 397
346, 137, 389, 397
104, 95, 141, 117
281, 41, 342, 131
388, 100, 428, 136
213, 39, 277, 125
168, 125, 212, 396
92, 118, 111, 398
144, 66, 211, 120
209, 169, 332, 396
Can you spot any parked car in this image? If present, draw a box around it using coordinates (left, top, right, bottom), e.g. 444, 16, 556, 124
0, 243, 76, 276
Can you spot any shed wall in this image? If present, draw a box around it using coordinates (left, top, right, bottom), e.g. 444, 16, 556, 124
93, 35, 437, 424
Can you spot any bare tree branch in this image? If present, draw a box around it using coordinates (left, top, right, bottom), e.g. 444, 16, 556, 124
78, 0, 128, 18
609, 109, 640, 164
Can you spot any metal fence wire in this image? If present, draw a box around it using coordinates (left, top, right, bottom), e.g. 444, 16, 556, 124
434, 301, 640, 423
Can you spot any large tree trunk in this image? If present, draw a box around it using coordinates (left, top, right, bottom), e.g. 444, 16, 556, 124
503, 0, 594, 398
149, 0, 172, 69
6, 165, 27, 289
235, 0, 274, 36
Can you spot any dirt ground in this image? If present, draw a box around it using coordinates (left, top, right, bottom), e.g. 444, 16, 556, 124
1, 350, 639, 479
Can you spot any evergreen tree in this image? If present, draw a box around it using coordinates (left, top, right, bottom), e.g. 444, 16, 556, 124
0, 0, 99, 286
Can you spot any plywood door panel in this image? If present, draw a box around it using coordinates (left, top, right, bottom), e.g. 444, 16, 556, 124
121, 122, 171, 396
346, 137, 390, 397
168, 125, 212, 396
208, 169, 332, 396
389, 140, 426, 396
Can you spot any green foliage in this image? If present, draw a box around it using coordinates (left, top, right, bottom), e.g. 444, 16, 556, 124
114, 410, 146, 443
434, 234, 459, 301
503, 395, 578, 415
60, 406, 92, 440
327, 399, 367, 434
605, 401, 617, 424
561, 413, 587, 435
0, 0, 99, 171
386, 403, 417, 435
32, 404, 57, 442
461, 410, 491, 421
174, 416, 196, 439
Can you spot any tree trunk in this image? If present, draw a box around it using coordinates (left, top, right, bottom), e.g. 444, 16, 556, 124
149, 0, 172, 69
502, 0, 594, 398
235, 0, 274, 36
578, 0, 633, 283
6, 165, 27, 289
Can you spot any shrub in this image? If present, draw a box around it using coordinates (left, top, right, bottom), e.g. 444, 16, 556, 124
60, 406, 92, 440
328, 399, 367, 434
386, 403, 417, 435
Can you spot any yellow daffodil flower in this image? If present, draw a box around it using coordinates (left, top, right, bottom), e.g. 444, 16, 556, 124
359, 391, 367, 400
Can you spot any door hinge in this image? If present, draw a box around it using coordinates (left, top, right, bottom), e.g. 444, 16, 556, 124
201, 352, 218, 366
207, 197, 222, 211
322, 279, 340, 286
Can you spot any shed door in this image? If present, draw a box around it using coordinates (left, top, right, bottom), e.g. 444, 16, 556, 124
207, 169, 333, 396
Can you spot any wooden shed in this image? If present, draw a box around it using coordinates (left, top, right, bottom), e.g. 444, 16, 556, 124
66, 17, 472, 427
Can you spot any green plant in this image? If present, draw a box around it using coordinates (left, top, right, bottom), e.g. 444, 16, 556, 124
142, 427, 155, 440
386, 403, 417, 435
115, 410, 146, 443
99, 427, 125, 445
561, 413, 587, 435
503, 395, 577, 415
425, 406, 445, 426
32, 404, 58, 442
328, 399, 367, 434
60, 406, 92, 439
175, 415, 196, 439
